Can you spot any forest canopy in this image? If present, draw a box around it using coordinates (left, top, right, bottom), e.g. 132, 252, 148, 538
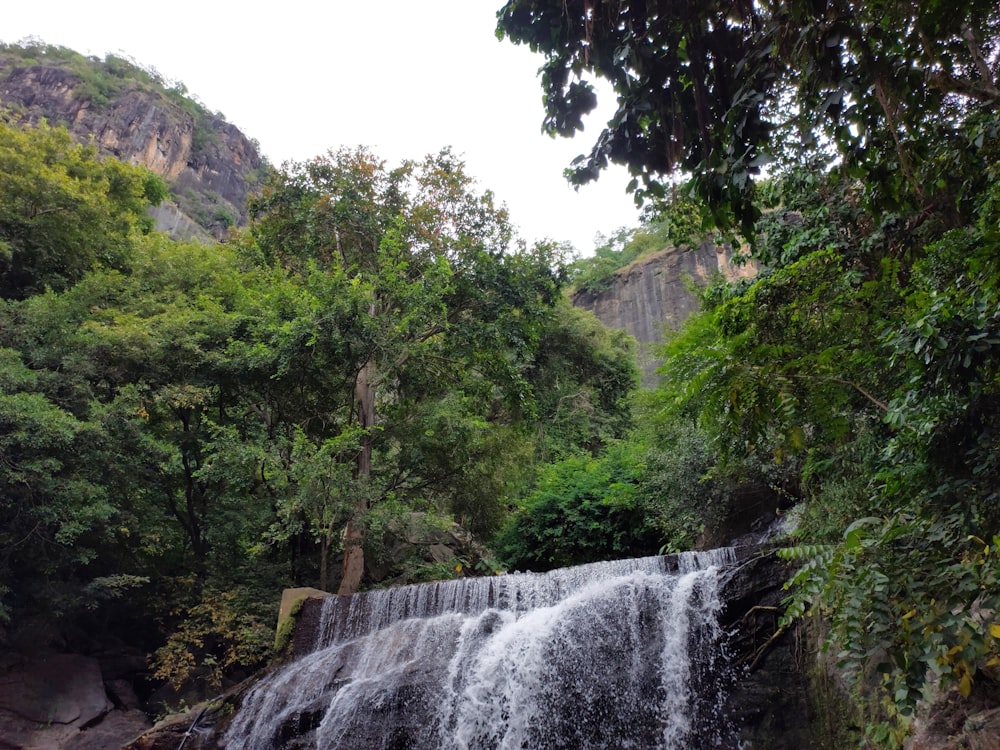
497, 0, 1000, 231
0, 120, 638, 692
0, 9, 998, 742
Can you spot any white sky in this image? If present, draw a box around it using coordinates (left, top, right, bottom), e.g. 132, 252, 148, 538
2, 1, 643, 255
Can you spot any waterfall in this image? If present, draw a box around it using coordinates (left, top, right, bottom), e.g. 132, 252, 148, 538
224, 549, 739, 750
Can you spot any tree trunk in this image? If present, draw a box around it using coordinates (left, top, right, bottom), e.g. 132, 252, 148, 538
319, 534, 330, 592
338, 518, 364, 595
338, 355, 376, 595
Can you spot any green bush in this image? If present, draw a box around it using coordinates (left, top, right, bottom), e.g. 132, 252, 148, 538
495, 442, 661, 571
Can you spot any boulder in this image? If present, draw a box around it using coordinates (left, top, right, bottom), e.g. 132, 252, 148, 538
0, 652, 155, 750
0, 653, 111, 725
275, 586, 332, 655
0, 653, 112, 749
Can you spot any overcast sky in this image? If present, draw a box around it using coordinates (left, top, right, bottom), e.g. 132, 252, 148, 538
2, 1, 643, 254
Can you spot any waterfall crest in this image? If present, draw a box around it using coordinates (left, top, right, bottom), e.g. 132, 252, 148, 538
225, 549, 738, 749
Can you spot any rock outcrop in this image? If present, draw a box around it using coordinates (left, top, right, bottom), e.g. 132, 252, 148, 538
366, 511, 493, 585
0, 47, 265, 241
572, 241, 756, 385
718, 552, 842, 749
905, 688, 1000, 750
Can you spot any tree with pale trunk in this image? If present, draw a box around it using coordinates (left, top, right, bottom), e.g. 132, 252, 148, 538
241, 146, 562, 594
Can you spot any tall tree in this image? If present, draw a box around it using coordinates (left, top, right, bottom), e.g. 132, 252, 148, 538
241, 147, 561, 594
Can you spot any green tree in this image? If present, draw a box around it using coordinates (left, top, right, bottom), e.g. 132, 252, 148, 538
526, 300, 638, 458
0, 347, 115, 626
240, 146, 562, 594
641, 121, 1000, 740
496, 441, 661, 570
0, 117, 166, 298
0, 234, 285, 678
497, 0, 1000, 229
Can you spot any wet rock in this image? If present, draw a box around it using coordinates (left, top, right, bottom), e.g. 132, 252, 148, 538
718, 551, 834, 749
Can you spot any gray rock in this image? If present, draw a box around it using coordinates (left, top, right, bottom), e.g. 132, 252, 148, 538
63, 709, 151, 750
572, 241, 756, 385
0, 653, 111, 726
0, 653, 126, 749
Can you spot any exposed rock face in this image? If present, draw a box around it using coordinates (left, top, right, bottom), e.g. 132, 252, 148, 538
718, 552, 838, 749
572, 241, 756, 385
0, 57, 264, 241
146, 202, 214, 243
367, 511, 492, 585
906, 692, 1000, 750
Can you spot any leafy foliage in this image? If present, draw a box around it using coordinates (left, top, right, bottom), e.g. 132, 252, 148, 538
152, 582, 272, 692
644, 88, 1000, 740
237, 145, 571, 592
497, 0, 1000, 231
0, 117, 166, 297
495, 441, 660, 570
527, 300, 638, 458
0, 121, 640, 700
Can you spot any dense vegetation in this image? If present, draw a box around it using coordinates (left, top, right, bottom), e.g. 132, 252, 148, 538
2, 5, 999, 743
498, 0, 1000, 744
0, 120, 636, 694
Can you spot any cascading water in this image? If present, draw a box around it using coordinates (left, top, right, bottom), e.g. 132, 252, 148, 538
224, 549, 740, 750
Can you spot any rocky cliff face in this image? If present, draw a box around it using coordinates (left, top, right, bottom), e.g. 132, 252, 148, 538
0, 51, 264, 241
572, 241, 756, 385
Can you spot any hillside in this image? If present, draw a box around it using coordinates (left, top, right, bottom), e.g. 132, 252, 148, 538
0, 41, 266, 241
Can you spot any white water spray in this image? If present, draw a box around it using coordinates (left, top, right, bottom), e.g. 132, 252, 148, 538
225, 549, 737, 750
